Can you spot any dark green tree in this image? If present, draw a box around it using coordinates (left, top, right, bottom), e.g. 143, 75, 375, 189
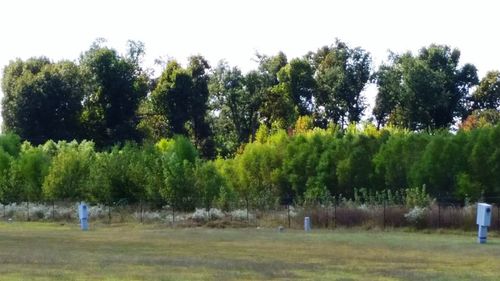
310, 40, 371, 128
472, 70, 500, 110
255, 51, 288, 86
255, 52, 305, 130
1, 58, 84, 144
151, 60, 192, 136
208, 62, 252, 155
80, 40, 149, 148
188, 56, 215, 158
259, 83, 297, 128
374, 45, 478, 130
277, 58, 316, 115
373, 61, 402, 128
151, 57, 215, 158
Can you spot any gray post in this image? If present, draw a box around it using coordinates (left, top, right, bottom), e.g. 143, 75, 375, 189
172, 206, 175, 225
383, 200, 386, 230
334, 200, 337, 229
287, 204, 291, 228
497, 204, 499, 231
437, 203, 440, 228
304, 216, 311, 232
477, 203, 492, 244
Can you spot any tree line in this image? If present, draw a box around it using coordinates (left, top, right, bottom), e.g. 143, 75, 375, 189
0, 123, 498, 210
2, 39, 499, 158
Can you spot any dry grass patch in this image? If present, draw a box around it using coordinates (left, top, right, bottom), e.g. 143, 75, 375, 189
0, 222, 499, 280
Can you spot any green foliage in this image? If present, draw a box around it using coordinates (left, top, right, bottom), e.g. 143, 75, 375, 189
404, 186, 432, 208
472, 71, 500, 110
42, 141, 95, 202
159, 136, 199, 211
87, 143, 149, 205
208, 62, 249, 156
1, 58, 83, 144
151, 58, 214, 158
9, 143, 50, 202
0, 149, 15, 203
373, 131, 429, 190
0, 133, 21, 157
311, 40, 371, 128
4, 39, 500, 208
260, 82, 298, 128
213, 158, 238, 210
374, 45, 479, 130
0, 123, 498, 207
195, 160, 224, 210
351, 188, 405, 206
278, 58, 316, 116
80, 41, 148, 148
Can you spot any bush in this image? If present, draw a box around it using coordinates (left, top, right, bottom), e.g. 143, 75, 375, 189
191, 208, 225, 222
405, 186, 432, 207
404, 206, 427, 228
230, 209, 255, 221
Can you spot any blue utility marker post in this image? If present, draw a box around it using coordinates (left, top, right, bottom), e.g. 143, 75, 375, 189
79, 202, 89, 231
477, 203, 492, 244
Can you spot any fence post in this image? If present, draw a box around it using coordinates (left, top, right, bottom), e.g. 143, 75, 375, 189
497, 203, 499, 231
108, 205, 111, 224
140, 200, 143, 223
172, 206, 175, 225
52, 201, 55, 220
383, 200, 386, 230
246, 199, 249, 224
287, 204, 291, 228
27, 201, 30, 221
333, 199, 337, 229
437, 202, 440, 229
326, 205, 329, 229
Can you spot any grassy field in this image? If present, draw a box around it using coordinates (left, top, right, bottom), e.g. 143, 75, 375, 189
0, 222, 499, 280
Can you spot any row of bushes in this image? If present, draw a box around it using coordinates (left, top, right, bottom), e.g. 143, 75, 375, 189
0, 123, 499, 211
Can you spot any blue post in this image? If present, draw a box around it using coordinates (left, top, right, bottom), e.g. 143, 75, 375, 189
79, 202, 89, 231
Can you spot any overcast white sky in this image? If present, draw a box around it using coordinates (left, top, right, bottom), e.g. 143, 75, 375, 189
1, 0, 499, 124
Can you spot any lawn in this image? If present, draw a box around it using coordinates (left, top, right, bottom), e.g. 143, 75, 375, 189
0, 222, 499, 280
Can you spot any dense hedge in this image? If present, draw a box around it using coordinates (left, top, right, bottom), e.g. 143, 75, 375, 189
0, 124, 499, 211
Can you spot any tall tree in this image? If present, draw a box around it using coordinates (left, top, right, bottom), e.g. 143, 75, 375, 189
255, 51, 288, 86
1, 58, 84, 144
188, 56, 215, 158
372, 61, 402, 128
310, 40, 371, 128
208, 62, 253, 155
277, 58, 316, 116
472, 70, 500, 111
256, 52, 298, 129
374, 45, 478, 130
151, 60, 192, 136
151, 57, 215, 158
80, 40, 149, 147
259, 83, 297, 128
